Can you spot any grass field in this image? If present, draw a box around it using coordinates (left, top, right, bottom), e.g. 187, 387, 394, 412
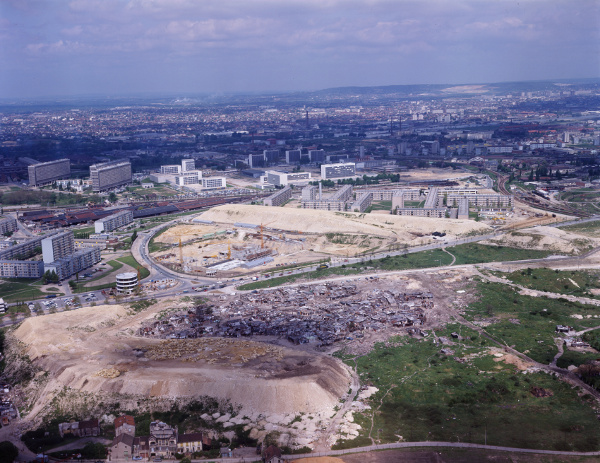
498, 268, 600, 299
335, 327, 600, 451
368, 200, 392, 211
560, 219, 600, 238
238, 244, 552, 291
463, 281, 600, 364
0, 278, 62, 303
117, 255, 150, 279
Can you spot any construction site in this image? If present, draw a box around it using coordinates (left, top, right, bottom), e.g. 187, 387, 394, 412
149, 203, 492, 278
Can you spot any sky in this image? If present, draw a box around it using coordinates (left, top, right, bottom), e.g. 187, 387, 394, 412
1, 0, 599, 99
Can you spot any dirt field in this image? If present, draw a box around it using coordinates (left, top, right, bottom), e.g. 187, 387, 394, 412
199, 205, 489, 238
337, 449, 600, 463
483, 225, 599, 255
11, 300, 351, 420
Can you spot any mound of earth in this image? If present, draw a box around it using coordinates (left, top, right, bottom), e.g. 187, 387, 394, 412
12, 305, 351, 416
199, 204, 490, 239
483, 226, 598, 255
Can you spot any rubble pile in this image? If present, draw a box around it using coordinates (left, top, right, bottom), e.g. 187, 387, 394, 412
138, 282, 432, 347
144, 338, 285, 364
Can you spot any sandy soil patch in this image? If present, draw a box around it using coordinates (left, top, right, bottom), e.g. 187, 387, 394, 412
483, 225, 598, 255
490, 347, 532, 371
199, 204, 490, 239
297, 458, 345, 463
12, 302, 351, 417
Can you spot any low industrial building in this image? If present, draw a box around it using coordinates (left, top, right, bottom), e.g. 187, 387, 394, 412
265, 170, 311, 186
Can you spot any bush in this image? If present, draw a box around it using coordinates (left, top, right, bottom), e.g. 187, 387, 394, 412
0, 441, 18, 463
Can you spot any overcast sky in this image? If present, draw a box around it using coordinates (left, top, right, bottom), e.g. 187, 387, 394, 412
1, 0, 599, 98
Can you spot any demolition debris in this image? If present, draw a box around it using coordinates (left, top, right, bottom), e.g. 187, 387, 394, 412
137, 282, 432, 347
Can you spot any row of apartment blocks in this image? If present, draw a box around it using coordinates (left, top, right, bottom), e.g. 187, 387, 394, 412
263, 186, 292, 207
27, 159, 133, 192
300, 184, 513, 218
0, 230, 101, 279
95, 210, 134, 233
156, 159, 226, 189
247, 149, 355, 168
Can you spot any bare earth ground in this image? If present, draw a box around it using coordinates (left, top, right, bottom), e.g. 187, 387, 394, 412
483, 225, 599, 255
198, 205, 490, 238
336, 449, 600, 463
11, 300, 351, 423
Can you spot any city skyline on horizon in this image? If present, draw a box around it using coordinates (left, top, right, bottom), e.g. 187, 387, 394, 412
1, 0, 599, 99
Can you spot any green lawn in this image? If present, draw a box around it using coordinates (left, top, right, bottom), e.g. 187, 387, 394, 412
560, 219, 600, 238
117, 255, 150, 279
464, 281, 600, 364
0, 278, 62, 303
238, 244, 553, 291
498, 268, 600, 299
448, 243, 552, 264
369, 200, 392, 211
335, 328, 600, 451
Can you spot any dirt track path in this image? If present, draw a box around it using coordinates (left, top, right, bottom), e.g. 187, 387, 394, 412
313, 365, 361, 452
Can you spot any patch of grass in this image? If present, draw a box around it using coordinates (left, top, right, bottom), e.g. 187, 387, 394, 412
500, 268, 600, 298
449, 243, 551, 264
464, 282, 600, 364
369, 200, 392, 211
560, 219, 600, 238
556, 349, 600, 369
0, 278, 59, 303
148, 226, 171, 253
116, 255, 150, 279
346, 335, 600, 451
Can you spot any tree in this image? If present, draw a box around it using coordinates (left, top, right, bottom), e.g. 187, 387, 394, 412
108, 192, 118, 203
528, 169, 534, 181
0, 441, 19, 463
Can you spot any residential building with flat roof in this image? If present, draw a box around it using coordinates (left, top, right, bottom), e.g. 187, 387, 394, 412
285, 150, 301, 164
45, 247, 101, 280
0, 216, 18, 235
181, 159, 195, 172
321, 163, 356, 179
265, 171, 311, 186
175, 171, 201, 186
28, 159, 71, 186
264, 186, 292, 206
160, 165, 181, 175
0, 259, 44, 278
201, 177, 226, 190
42, 230, 75, 264
95, 210, 134, 233
90, 161, 132, 192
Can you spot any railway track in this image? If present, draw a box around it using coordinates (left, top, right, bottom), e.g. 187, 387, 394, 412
496, 174, 592, 218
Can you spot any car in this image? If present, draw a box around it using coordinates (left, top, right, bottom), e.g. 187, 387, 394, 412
132, 457, 142, 461
152, 458, 162, 462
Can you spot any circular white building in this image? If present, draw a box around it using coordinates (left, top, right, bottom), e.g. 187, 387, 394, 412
116, 272, 138, 294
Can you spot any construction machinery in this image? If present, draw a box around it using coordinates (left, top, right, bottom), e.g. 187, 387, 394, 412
259, 221, 276, 249
178, 237, 183, 266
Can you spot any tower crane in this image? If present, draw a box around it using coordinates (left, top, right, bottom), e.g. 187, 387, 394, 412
259, 221, 276, 249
